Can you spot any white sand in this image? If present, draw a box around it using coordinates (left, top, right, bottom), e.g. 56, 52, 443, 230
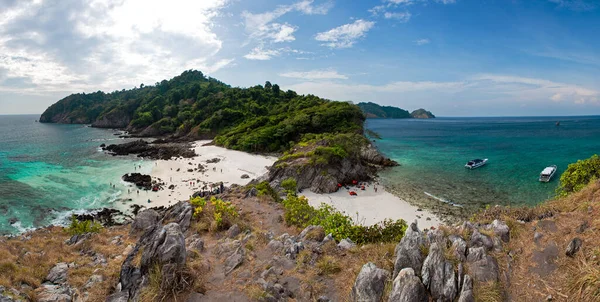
302, 185, 441, 229
119, 140, 439, 229
123, 140, 278, 207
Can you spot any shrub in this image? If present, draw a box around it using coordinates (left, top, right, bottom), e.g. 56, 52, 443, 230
281, 193, 407, 245
189, 196, 239, 231
254, 181, 280, 202
66, 215, 102, 236
281, 178, 297, 194
557, 154, 600, 196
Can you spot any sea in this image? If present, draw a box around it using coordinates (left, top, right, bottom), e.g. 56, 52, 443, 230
367, 116, 600, 213
0, 114, 152, 235
1, 114, 599, 234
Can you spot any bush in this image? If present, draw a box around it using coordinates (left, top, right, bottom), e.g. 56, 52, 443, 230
557, 154, 600, 196
254, 181, 280, 202
66, 215, 102, 235
189, 196, 238, 231
281, 193, 407, 245
281, 178, 297, 194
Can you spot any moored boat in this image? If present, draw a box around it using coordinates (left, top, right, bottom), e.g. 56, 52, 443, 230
539, 165, 557, 182
465, 158, 488, 169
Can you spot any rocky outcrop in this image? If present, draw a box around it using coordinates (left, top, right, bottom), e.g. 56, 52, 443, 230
410, 109, 436, 119
162, 201, 193, 232
91, 108, 131, 128
350, 262, 390, 302
466, 247, 499, 283
393, 222, 426, 278
359, 144, 399, 167
131, 209, 160, 233
105, 140, 196, 160
122, 173, 152, 190
421, 242, 457, 301
389, 268, 428, 302
457, 275, 475, 302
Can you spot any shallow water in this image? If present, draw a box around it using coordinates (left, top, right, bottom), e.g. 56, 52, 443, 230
368, 116, 600, 210
0, 115, 152, 234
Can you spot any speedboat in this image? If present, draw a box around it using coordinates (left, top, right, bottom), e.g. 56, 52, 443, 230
539, 165, 557, 182
465, 158, 488, 169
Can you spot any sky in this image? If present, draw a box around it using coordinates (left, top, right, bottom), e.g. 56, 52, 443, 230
0, 0, 599, 116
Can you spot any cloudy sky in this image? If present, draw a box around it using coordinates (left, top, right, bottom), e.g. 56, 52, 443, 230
1, 0, 599, 116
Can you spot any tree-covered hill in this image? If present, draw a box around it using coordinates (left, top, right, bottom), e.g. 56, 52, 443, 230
357, 102, 411, 118
40, 70, 364, 153
410, 108, 436, 119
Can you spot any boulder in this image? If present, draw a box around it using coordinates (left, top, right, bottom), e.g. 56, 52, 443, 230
393, 222, 425, 279
470, 229, 494, 251
448, 235, 467, 262
131, 209, 160, 233
421, 242, 457, 301
241, 174, 250, 179
491, 220, 510, 242
141, 223, 187, 271
162, 201, 193, 232
566, 237, 583, 257
299, 225, 325, 242
267, 240, 284, 252
350, 262, 390, 302
457, 275, 475, 302
466, 247, 499, 283
338, 238, 356, 250
46, 263, 69, 284
122, 173, 152, 190
388, 267, 428, 302
34, 284, 72, 302
227, 224, 241, 238
224, 247, 245, 276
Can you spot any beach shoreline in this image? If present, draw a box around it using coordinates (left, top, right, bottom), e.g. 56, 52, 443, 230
113, 139, 440, 229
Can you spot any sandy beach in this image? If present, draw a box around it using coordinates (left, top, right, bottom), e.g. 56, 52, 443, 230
118, 140, 439, 229
122, 140, 278, 208
302, 185, 441, 229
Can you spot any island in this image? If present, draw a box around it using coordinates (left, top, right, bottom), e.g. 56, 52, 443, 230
357, 102, 435, 119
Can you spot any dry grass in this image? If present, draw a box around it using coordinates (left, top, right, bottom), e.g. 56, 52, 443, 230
474, 281, 503, 302
316, 256, 341, 276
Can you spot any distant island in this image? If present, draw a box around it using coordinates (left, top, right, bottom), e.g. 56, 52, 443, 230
357, 102, 435, 119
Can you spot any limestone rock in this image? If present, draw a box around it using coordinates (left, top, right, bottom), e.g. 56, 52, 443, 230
350, 262, 390, 302
457, 275, 475, 302
448, 235, 467, 262
46, 263, 69, 284
470, 229, 494, 251
388, 267, 428, 302
105, 291, 129, 302
224, 247, 245, 276
566, 237, 582, 257
162, 201, 193, 232
393, 222, 425, 279
34, 284, 72, 302
466, 247, 499, 283
131, 209, 160, 233
491, 220, 510, 243
141, 223, 187, 272
421, 243, 457, 301
338, 238, 356, 250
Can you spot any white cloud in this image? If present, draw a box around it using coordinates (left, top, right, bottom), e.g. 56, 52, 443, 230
436, 0, 457, 4
244, 47, 281, 60
0, 0, 233, 95
415, 38, 430, 45
280, 69, 348, 80
242, 0, 333, 44
315, 20, 375, 48
384, 11, 411, 22
387, 0, 415, 4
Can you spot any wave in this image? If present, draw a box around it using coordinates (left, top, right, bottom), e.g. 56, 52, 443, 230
424, 192, 463, 207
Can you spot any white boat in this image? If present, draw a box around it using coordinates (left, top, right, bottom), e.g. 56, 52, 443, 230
465, 158, 488, 169
539, 165, 557, 182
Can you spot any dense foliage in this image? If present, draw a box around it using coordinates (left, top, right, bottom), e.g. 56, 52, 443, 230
557, 154, 600, 196
410, 108, 436, 118
277, 133, 369, 167
281, 193, 408, 245
41, 70, 365, 153
66, 215, 102, 235
357, 102, 411, 119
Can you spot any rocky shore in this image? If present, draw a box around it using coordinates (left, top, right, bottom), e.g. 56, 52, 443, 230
103, 139, 196, 160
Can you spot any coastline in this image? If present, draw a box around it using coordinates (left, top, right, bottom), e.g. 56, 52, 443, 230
115, 139, 440, 230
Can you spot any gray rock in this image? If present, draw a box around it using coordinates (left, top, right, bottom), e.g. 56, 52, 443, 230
317, 296, 330, 302
534, 232, 543, 242
466, 247, 499, 283
426, 228, 445, 245
338, 238, 356, 250
283, 238, 304, 259
457, 274, 475, 302
84, 274, 103, 289
491, 220, 510, 242
470, 229, 494, 251
322, 233, 334, 244
267, 240, 284, 252
66, 233, 91, 246
245, 187, 258, 198
131, 209, 160, 233
46, 263, 69, 284
448, 235, 467, 262
241, 174, 250, 179
224, 247, 245, 276
105, 291, 129, 302
388, 267, 428, 302
141, 223, 187, 271
350, 262, 390, 302
566, 237, 583, 257
227, 224, 241, 238
34, 284, 72, 302
299, 225, 325, 242
393, 222, 425, 279
421, 243, 457, 301
162, 201, 193, 232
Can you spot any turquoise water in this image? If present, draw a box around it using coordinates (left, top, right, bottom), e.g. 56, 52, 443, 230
0, 115, 152, 235
368, 116, 600, 210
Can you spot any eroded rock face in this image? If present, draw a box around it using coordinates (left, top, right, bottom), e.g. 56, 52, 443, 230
393, 222, 426, 279
448, 235, 468, 262
46, 263, 69, 284
141, 223, 187, 271
350, 262, 390, 302
162, 201, 193, 232
34, 284, 73, 302
457, 274, 475, 302
421, 242, 457, 301
470, 230, 494, 251
491, 220, 510, 243
131, 209, 160, 233
466, 247, 499, 283
388, 268, 428, 302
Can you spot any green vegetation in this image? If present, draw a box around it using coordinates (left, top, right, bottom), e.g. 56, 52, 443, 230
281, 178, 298, 194
357, 102, 411, 119
365, 129, 382, 140
66, 215, 102, 235
281, 193, 407, 245
557, 154, 600, 196
277, 133, 369, 167
189, 196, 239, 231
410, 108, 436, 119
41, 70, 365, 153
253, 181, 280, 202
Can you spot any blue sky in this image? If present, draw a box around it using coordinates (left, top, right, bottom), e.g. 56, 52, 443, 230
0, 0, 599, 116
